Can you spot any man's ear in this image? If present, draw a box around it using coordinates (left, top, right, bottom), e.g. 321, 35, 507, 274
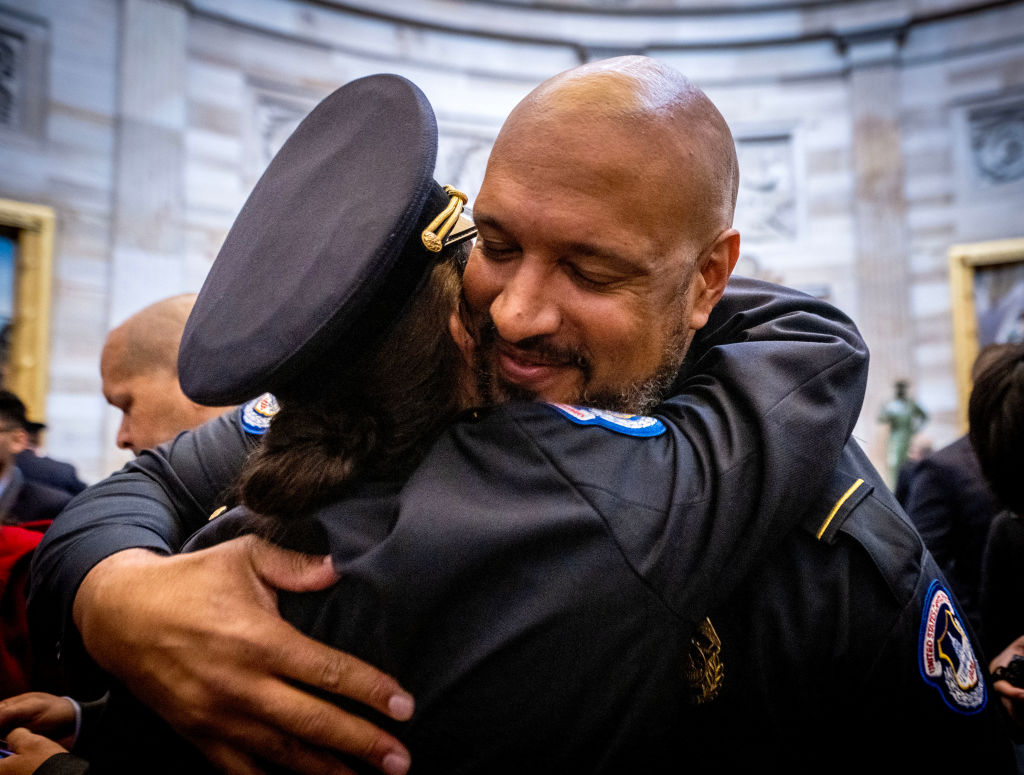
448, 308, 475, 366
688, 228, 740, 331
448, 305, 485, 408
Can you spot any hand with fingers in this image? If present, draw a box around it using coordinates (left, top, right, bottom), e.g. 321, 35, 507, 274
0, 694, 77, 750
73, 535, 415, 775
990, 634, 1024, 728
0, 728, 77, 775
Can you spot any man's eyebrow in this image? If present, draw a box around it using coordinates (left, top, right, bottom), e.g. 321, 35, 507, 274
558, 240, 651, 278
471, 212, 508, 235
475, 213, 645, 273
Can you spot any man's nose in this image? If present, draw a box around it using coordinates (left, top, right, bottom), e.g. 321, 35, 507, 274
116, 417, 134, 452
488, 260, 561, 343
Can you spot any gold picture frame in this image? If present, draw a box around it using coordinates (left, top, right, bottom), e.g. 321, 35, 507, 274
948, 236, 1024, 431
0, 198, 55, 424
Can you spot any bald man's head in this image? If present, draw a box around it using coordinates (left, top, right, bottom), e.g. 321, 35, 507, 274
101, 294, 233, 454
461, 56, 742, 413
496, 55, 739, 252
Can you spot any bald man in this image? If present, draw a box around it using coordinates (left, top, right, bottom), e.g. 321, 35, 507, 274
100, 295, 232, 454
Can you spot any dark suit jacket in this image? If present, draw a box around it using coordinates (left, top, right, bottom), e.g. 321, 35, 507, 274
16, 449, 87, 496
905, 434, 1001, 631
980, 510, 1024, 661
0, 467, 75, 526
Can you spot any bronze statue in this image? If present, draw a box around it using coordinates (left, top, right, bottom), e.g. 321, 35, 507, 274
878, 380, 928, 486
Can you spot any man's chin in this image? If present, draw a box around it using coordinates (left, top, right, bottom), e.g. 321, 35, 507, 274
480, 369, 663, 415
489, 379, 540, 405
578, 391, 660, 416
578, 368, 680, 416
475, 353, 669, 414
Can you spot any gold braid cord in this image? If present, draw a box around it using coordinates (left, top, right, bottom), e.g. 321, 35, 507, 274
421, 185, 468, 253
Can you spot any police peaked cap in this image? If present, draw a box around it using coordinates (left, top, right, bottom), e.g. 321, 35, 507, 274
179, 73, 474, 406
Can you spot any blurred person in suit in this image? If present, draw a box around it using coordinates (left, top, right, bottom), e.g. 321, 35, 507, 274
0, 301, 232, 736
0, 393, 73, 528
0, 390, 74, 698
905, 343, 1014, 631
969, 343, 1024, 772
15, 421, 87, 498
893, 433, 932, 507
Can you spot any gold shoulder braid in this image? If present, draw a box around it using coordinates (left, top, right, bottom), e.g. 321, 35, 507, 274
682, 617, 724, 705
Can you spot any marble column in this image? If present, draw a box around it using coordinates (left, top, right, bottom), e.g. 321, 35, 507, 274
104, 0, 187, 474
843, 29, 917, 481
108, 0, 188, 326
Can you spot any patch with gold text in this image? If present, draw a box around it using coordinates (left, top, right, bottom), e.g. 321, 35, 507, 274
918, 580, 986, 714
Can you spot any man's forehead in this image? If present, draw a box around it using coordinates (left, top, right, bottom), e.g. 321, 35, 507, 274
474, 168, 692, 272
103, 365, 175, 393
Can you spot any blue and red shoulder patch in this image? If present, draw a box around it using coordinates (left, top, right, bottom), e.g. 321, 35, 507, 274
918, 580, 986, 714
545, 403, 666, 438
239, 392, 279, 436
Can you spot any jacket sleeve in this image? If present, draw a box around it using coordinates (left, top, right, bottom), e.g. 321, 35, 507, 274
26, 409, 255, 690
663, 274, 868, 614
33, 753, 91, 775
497, 275, 869, 622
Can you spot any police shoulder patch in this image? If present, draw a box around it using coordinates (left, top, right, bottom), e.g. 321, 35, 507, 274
239, 392, 280, 436
545, 403, 666, 437
918, 579, 986, 715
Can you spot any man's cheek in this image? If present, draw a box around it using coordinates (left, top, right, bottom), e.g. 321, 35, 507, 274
461, 255, 505, 314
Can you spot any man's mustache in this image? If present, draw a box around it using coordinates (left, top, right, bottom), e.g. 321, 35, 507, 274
475, 317, 590, 373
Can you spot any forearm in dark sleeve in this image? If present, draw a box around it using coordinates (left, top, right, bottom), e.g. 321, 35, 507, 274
648, 275, 869, 616
514, 276, 868, 623
34, 753, 91, 775
26, 409, 254, 688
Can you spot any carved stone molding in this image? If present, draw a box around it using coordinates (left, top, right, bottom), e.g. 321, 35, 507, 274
243, 79, 320, 186
0, 9, 47, 141
967, 101, 1024, 187
734, 133, 797, 243
0, 29, 22, 129
435, 119, 498, 206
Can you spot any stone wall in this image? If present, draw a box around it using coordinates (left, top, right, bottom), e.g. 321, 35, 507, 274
0, 0, 1021, 482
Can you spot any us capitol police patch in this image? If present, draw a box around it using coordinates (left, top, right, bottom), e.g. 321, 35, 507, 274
918, 580, 986, 714
546, 403, 666, 437
239, 392, 280, 436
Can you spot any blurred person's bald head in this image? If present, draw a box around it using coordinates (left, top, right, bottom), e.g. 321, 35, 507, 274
101, 294, 232, 454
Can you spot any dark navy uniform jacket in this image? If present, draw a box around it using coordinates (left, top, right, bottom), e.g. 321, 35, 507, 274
26, 278, 1014, 772
690, 441, 1015, 773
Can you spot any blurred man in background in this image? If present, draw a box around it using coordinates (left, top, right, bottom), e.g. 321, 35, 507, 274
100, 294, 233, 455
16, 420, 87, 498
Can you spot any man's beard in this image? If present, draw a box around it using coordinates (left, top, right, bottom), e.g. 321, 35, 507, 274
471, 316, 689, 415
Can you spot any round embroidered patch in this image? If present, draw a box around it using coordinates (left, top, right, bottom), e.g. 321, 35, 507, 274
546, 403, 666, 437
918, 579, 986, 715
239, 392, 280, 436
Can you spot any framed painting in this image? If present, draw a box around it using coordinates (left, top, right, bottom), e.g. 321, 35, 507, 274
0, 198, 55, 423
948, 236, 1024, 430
